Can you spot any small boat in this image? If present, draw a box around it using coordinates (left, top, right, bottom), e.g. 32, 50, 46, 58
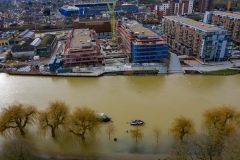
96, 113, 111, 122
130, 120, 144, 125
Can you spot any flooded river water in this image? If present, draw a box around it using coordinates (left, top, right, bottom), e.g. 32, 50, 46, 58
0, 73, 240, 156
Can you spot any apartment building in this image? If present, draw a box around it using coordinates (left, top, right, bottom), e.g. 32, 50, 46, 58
118, 19, 168, 63
198, 0, 213, 13
163, 16, 232, 61
204, 11, 240, 44
64, 29, 102, 67
155, 0, 194, 17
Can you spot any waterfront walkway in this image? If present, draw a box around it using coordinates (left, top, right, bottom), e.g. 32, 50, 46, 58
168, 52, 184, 74
182, 60, 240, 73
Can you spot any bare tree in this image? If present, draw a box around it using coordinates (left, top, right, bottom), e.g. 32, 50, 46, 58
68, 107, 99, 142
1, 138, 36, 160
0, 104, 36, 136
105, 123, 115, 141
203, 105, 240, 159
183, 106, 240, 160
130, 126, 143, 144
170, 116, 194, 143
222, 132, 240, 160
204, 106, 239, 139
38, 100, 69, 138
153, 128, 161, 144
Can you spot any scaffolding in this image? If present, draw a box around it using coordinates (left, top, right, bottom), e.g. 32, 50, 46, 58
107, 0, 118, 44
64, 29, 102, 67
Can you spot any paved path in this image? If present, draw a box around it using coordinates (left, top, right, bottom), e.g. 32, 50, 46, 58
182, 60, 240, 73
168, 52, 183, 74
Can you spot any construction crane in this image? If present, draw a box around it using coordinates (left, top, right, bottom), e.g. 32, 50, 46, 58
227, 0, 232, 11
107, 0, 119, 44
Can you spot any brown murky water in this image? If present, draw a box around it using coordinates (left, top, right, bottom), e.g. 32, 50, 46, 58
0, 73, 240, 156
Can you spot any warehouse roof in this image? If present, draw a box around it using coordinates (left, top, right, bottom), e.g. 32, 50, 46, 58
124, 20, 158, 37
19, 29, 34, 38
212, 11, 240, 19
61, 6, 79, 11
38, 34, 56, 48
164, 16, 223, 32
12, 38, 34, 52
31, 38, 41, 47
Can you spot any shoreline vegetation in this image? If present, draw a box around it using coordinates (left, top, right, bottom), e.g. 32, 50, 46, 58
0, 101, 240, 160
202, 69, 240, 76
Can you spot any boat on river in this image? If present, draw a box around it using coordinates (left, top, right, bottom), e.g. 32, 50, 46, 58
96, 113, 111, 122
130, 120, 144, 125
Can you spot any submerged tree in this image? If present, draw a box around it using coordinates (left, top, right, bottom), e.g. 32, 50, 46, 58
105, 123, 115, 141
38, 101, 69, 138
68, 107, 99, 142
204, 106, 239, 139
222, 132, 240, 160
0, 104, 36, 136
170, 116, 195, 143
153, 128, 161, 144
1, 138, 36, 160
130, 126, 143, 144
203, 105, 240, 158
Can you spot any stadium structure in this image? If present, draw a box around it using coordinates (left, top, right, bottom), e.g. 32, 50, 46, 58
59, 2, 138, 17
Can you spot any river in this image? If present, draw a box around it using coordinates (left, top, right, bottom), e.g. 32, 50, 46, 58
0, 73, 240, 156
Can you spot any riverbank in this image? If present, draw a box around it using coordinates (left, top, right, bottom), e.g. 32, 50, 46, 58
202, 68, 240, 75
6, 69, 162, 77
35, 152, 164, 160
2, 54, 240, 77
5, 67, 240, 77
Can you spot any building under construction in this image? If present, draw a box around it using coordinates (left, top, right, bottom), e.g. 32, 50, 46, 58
64, 29, 102, 67
117, 19, 168, 63
73, 20, 112, 39
204, 11, 240, 44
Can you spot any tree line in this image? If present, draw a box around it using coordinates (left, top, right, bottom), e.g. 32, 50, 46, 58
0, 102, 240, 160
0, 101, 101, 142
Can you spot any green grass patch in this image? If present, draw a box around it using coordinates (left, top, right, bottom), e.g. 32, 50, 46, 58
204, 69, 240, 75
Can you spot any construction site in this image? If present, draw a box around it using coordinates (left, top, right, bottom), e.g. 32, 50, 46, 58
2, 0, 240, 77
118, 18, 168, 63
43, 13, 170, 76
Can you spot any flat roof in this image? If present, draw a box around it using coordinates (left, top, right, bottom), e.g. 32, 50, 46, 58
31, 38, 41, 47
164, 16, 223, 32
124, 20, 158, 37
12, 38, 35, 52
70, 29, 92, 48
38, 34, 56, 48
61, 6, 79, 11
212, 11, 240, 19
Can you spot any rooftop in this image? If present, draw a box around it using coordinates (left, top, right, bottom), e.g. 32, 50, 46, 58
30, 38, 41, 47
38, 34, 56, 48
212, 11, 240, 19
124, 20, 158, 37
70, 29, 93, 48
19, 29, 34, 38
164, 16, 223, 32
12, 38, 34, 52
61, 6, 79, 11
